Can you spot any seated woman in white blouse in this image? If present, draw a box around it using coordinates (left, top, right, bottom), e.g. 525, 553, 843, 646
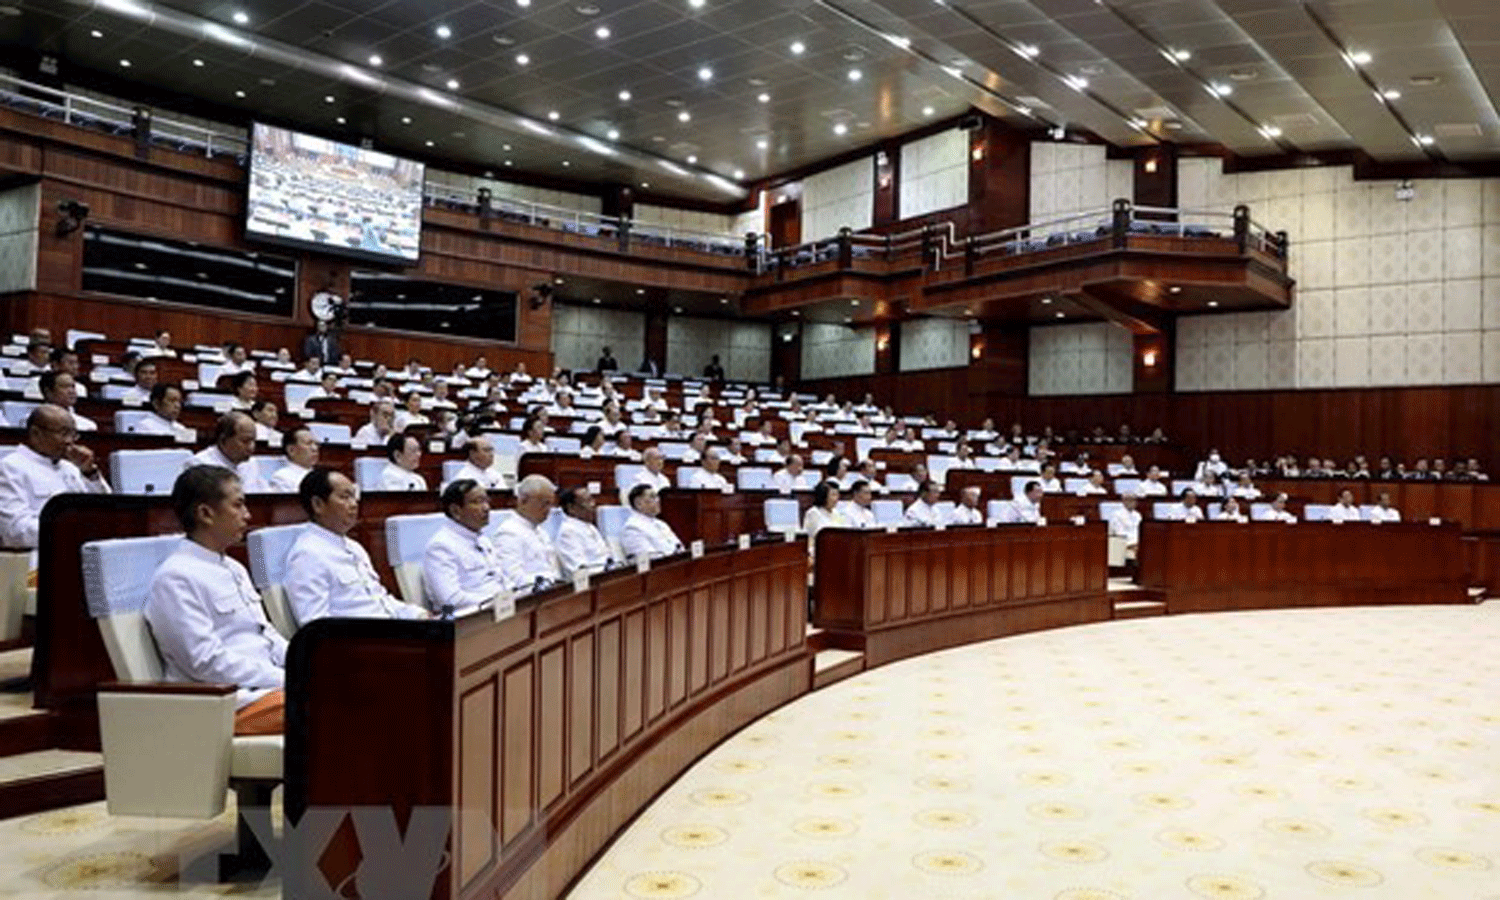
517, 414, 549, 455
1231, 473, 1261, 500
578, 425, 607, 459
1215, 496, 1249, 522
1328, 488, 1364, 523
803, 480, 847, 542
1170, 488, 1205, 523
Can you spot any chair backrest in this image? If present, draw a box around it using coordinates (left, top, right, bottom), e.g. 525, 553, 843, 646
1098, 501, 1124, 522
1113, 477, 1142, 495
1153, 502, 1178, 519
245, 523, 308, 636
113, 410, 155, 433
927, 455, 958, 484
2, 400, 36, 425
613, 463, 645, 493
283, 383, 320, 410
541, 507, 566, 542
871, 499, 903, 525
81, 534, 184, 681
545, 436, 581, 454
737, 467, 773, 490
109, 449, 194, 495
885, 473, 917, 493
753, 448, 781, 463
1063, 477, 1093, 494
307, 422, 352, 445
658, 441, 689, 460
677, 466, 704, 488
986, 499, 1010, 524
442, 460, 466, 487
384, 512, 450, 606
933, 501, 956, 522
354, 457, 387, 491
596, 504, 630, 559
762, 498, 799, 533
1303, 504, 1333, 522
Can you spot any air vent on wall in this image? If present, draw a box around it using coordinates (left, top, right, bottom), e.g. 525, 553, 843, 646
1435, 123, 1482, 138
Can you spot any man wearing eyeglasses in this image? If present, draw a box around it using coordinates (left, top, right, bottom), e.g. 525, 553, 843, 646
0, 405, 110, 549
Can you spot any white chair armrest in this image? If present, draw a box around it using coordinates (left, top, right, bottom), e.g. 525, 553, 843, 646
97, 682, 236, 818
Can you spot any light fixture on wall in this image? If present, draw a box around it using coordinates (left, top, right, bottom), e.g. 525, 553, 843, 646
1143, 349, 1158, 368
876, 333, 890, 352
971, 342, 983, 360
1143, 157, 1158, 174
971, 143, 985, 162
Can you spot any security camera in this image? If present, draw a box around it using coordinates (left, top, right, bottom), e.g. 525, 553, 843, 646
55, 199, 89, 236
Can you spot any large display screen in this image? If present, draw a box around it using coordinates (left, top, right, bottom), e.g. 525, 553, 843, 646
246, 123, 424, 264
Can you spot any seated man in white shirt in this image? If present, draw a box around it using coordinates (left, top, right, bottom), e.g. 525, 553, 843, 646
39, 372, 96, 432
249, 400, 280, 444
950, 486, 983, 525
1169, 488, 1205, 523
219, 342, 254, 376
689, 448, 732, 490
144, 328, 177, 358
448, 435, 508, 491
11, 339, 50, 378
1231, 473, 1261, 500
1328, 488, 1363, 523
286, 354, 323, 383
1137, 466, 1169, 497
1196, 449, 1229, 482
119, 357, 157, 406
493, 474, 564, 592
1215, 496, 1249, 522
133, 383, 197, 442
1074, 471, 1108, 496
423, 479, 507, 615
0, 405, 111, 549
632, 447, 673, 493
184, 412, 270, 493
1369, 491, 1401, 523
1259, 493, 1298, 523
378, 433, 428, 492
1037, 463, 1064, 494
555, 486, 615, 576
48, 347, 88, 401
620, 484, 685, 562
1108, 493, 1143, 558
903, 480, 945, 527
393, 391, 430, 431
145, 466, 285, 735
354, 399, 397, 447
718, 437, 747, 466
269, 425, 319, 494
1001, 481, 1045, 525
836, 479, 877, 528
772, 454, 811, 493
1114, 454, 1139, 476
286, 467, 427, 624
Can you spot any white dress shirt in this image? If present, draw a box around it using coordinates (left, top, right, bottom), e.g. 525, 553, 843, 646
269, 462, 312, 494
689, 469, 732, 491
904, 498, 942, 527
1137, 479, 1168, 497
422, 518, 506, 613
1328, 502, 1364, 523
1171, 503, 1205, 523
493, 511, 563, 590
393, 410, 429, 430
1003, 497, 1041, 524
631, 469, 672, 493
184, 445, 269, 493
352, 423, 390, 446
1231, 486, 1262, 500
1039, 477, 1063, 494
1108, 507, 1142, 544
803, 505, 846, 540
377, 462, 427, 492
285, 523, 422, 624
448, 460, 507, 491
68, 408, 97, 433
133, 412, 196, 442
144, 538, 287, 708
119, 386, 149, 407
620, 512, 684, 562
949, 504, 983, 525
0, 444, 110, 549
1369, 505, 1401, 523
836, 501, 876, 529
555, 515, 613, 576
1260, 508, 1298, 523
772, 468, 809, 492
1074, 483, 1107, 496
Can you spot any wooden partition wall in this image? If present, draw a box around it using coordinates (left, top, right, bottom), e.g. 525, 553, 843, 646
812, 523, 1110, 666
285, 540, 809, 900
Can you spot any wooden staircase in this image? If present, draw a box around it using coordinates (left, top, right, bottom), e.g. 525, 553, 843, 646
0, 648, 104, 820
1108, 578, 1167, 619
806, 626, 865, 689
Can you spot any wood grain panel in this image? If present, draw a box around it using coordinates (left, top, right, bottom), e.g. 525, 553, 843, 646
569, 633, 595, 787
538, 645, 566, 810
596, 619, 621, 761
501, 661, 534, 846
622, 610, 645, 740
457, 680, 496, 887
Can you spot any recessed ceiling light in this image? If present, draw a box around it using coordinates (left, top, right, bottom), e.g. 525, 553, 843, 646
636, 288, 645, 294
688, 0, 705, 8
1416, 134, 1435, 146
1228, 69, 1258, 82
368, 54, 382, 67
593, 297, 602, 304
1209, 82, 1232, 97
686, 154, 697, 163
89, 29, 103, 38
492, 33, 514, 45
504, 159, 513, 166
618, 89, 631, 101
606, 128, 619, 139
698, 66, 713, 81
517, 0, 531, 6
231, 10, 248, 24
1207, 300, 1219, 307
119, 58, 131, 67
757, 92, 770, 103
548, 110, 560, 120
790, 40, 805, 55
791, 310, 800, 316
1409, 74, 1441, 86
755, 138, 768, 149
1041, 297, 1053, 304
833, 122, 847, 135
1129, 117, 1148, 129
640, 181, 650, 188
1168, 285, 1182, 294
235, 89, 246, 98
1055, 311, 1065, 318
677, 110, 691, 122
1066, 74, 1088, 90
1382, 89, 1401, 100
847, 68, 862, 82
1172, 48, 1191, 62
1017, 43, 1039, 59
516, 53, 530, 66
595, 25, 611, 39
849, 299, 859, 306
435, 24, 452, 39
562, 160, 570, 166
1349, 50, 1372, 65
733, 168, 744, 178
574, 3, 600, 14
720, 297, 729, 304
446, 78, 460, 90
1260, 124, 1282, 138
401, 116, 412, 124
673, 306, 684, 314
336, 116, 346, 124
324, 94, 335, 103
425, 139, 434, 146
192, 58, 204, 67
922, 105, 934, 116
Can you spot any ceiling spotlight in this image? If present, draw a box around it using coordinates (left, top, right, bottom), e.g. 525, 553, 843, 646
1207, 300, 1219, 308
618, 89, 631, 101
435, 24, 452, 39
548, 110, 560, 120
606, 128, 619, 139
640, 181, 650, 188
425, 140, 435, 147
1349, 50, 1372, 65
1172, 48, 1191, 62
562, 160, 570, 166
368, 54, 382, 67
324, 94, 335, 103
833, 122, 848, 135
847, 68, 862, 82
1041, 296, 1053, 304
698, 66, 713, 82
755, 138, 768, 149
922, 105, 935, 116
1209, 82, 1232, 97
678, 110, 691, 122
757, 92, 770, 103
688, 0, 705, 7
1066, 74, 1088, 90
504, 159, 513, 166
790, 40, 805, 55
1055, 311, 1065, 319
446, 78, 460, 90
733, 168, 745, 178
1381, 89, 1401, 100
1129, 117, 1148, 129
1017, 43, 1039, 58
192, 58, 204, 67
595, 25, 610, 38
516, 53, 530, 65
119, 58, 131, 67
234, 89, 246, 98
1416, 134, 1435, 146
686, 154, 697, 163
1260, 125, 1283, 139
335, 116, 346, 124
517, 0, 531, 6
231, 10, 248, 24
90, 29, 102, 38
401, 115, 412, 124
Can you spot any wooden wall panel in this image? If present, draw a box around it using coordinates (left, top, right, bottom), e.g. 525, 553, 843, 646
457, 680, 497, 887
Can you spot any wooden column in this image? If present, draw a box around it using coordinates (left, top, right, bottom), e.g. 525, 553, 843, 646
872, 146, 898, 227
968, 118, 1031, 234
1133, 144, 1179, 215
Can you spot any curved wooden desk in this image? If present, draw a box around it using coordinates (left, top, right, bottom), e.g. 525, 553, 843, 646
1137, 521, 1469, 612
285, 540, 809, 900
811, 523, 1111, 667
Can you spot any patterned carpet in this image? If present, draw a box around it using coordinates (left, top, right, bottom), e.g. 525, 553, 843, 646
0, 603, 1495, 899
567, 602, 1500, 900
